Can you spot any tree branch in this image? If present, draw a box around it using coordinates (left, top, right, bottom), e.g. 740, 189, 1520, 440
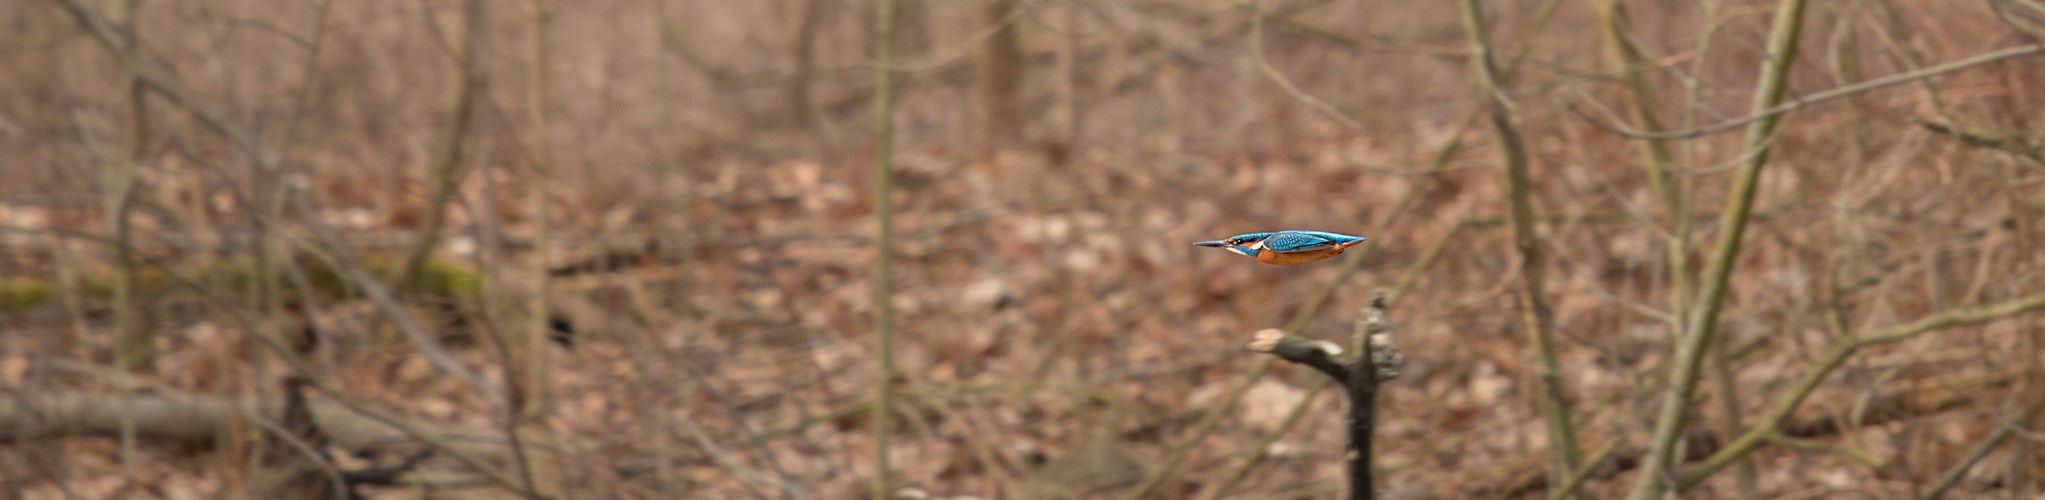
1676, 290, 2045, 490
1246, 329, 1349, 382
45, 0, 497, 402
1243, 295, 1403, 500
1916, 404, 2040, 500
1458, 0, 1582, 489
1629, 0, 1808, 497
1582, 44, 2044, 140
868, 0, 901, 497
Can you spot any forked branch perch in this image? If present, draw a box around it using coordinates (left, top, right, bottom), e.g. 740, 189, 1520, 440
1247, 294, 1403, 499
1246, 329, 1347, 382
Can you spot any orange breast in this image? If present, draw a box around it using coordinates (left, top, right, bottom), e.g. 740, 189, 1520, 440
1256, 247, 1343, 266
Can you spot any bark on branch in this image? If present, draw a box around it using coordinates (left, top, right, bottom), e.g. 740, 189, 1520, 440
1247, 295, 1403, 499
1245, 329, 1348, 383
1457, 0, 1582, 489
1581, 44, 2044, 140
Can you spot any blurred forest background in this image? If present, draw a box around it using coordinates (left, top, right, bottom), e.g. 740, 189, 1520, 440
3, 0, 2045, 498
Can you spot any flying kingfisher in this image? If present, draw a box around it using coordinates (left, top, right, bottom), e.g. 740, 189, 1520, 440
1194, 230, 1368, 266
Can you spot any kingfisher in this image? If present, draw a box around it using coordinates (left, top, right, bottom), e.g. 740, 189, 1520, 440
1194, 230, 1368, 266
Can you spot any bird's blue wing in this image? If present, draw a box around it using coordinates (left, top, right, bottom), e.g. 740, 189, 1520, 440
1290, 231, 1366, 243
1259, 232, 1341, 253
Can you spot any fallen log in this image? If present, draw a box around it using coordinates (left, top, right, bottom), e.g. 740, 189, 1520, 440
0, 391, 517, 463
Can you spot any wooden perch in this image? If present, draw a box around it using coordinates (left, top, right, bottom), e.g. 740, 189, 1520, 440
1246, 294, 1403, 500
1246, 329, 1348, 382
1245, 298, 1405, 385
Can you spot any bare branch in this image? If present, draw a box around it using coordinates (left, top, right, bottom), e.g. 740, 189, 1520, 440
45, 0, 497, 400
1917, 404, 2040, 500
1246, 329, 1349, 382
869, 0, 902, 497
1458, 0, 1583, 488
1629, 0, 1809, 497
1582, 44, 2045, 140
1677, 290, 2045, 490
1246, 0, 1361, 129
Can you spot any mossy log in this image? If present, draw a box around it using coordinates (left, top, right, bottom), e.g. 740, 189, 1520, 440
0, 254, 484, 315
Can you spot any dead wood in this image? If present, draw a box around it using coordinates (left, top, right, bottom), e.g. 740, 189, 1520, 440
0, 391, 517, 463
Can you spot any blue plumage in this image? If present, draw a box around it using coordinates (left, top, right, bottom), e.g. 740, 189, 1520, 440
1194, 230, 1368, 266
1257, 231, 1346, 253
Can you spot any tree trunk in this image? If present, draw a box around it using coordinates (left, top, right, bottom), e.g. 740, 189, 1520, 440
399, 0, 487, 285
973, 0, 1026, 144
518, 0, 570, 496
107, 0, 150, 376
783, 0, 828, 144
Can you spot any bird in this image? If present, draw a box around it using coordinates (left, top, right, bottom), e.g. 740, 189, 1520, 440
1194, 230, 1368, 266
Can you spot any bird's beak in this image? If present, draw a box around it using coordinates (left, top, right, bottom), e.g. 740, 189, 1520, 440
1194, 240, 1231, 248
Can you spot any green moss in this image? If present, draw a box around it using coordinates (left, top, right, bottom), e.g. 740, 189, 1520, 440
405, 257, 483, 297
0, 277, 51, 313
251, 253, 482, 299
350, 254, 483, 298
294, 253, 359, 298
0, 254, 481, 316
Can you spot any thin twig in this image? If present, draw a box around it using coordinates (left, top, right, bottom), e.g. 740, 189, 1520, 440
1203, 377, 1336, 499
1587, 6, 1750, 476
1581, 44, 2045, 140
1916, 404, 2040, 500
1236, 4, 1465, 58
1676, 290, 2045, 490
1627, 0, 1809, 497
27, 232, 548, 498
866, 0, 1046, 72
43, 2, 545, 494
1458, 0, 1583, 489
1245, 0, 1361, 129
681, 363, 807, 499
473, 296, 541, 496
869, 0, 901, 497
676, 412, 797, 499
1920, 120, 2045, 166
45, 0, 497, 400
1545, 441, 1618, 500
1765, 434, 1885, 468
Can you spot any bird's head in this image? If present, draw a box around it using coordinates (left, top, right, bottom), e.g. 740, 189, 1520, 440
1193, 232, 1276, 257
